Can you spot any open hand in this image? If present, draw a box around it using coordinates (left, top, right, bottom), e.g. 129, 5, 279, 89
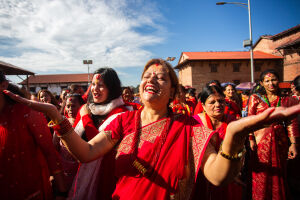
3, 90, 62, 123
223, 105, 300, 153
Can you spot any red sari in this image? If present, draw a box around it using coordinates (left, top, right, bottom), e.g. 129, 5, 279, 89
192, 114, 243, 200
104, 110, 215, 199
248, 94, 299, 200
0, 102, 63, 200
224, 97, 241, 118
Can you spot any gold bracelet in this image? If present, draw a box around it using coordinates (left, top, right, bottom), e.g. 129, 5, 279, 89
219, 142, 246, 161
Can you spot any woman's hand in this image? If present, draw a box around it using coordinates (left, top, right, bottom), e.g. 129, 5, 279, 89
80, 104, 89, 116
3, 90, 62, 123
288, 144, 298, 159
224, 105, 300, 154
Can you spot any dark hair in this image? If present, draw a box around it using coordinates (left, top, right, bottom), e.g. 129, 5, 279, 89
66, 93, 85, 105
122, 86, 133, 94
293, 75, 300, 92
255, 69, 280, 95
206, 80, 221, 88
259, 69, 280, 82
0, 71, 8, 83
186, 88, 196, 97
200, 85, 225, 104
222, 83, 236, 92
88, 67, 122, 104
2, 83, 26, 104
141, 58, 179, 102
69, 84, 83, 93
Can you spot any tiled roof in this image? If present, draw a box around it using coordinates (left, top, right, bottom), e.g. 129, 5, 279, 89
19, 73, 93, 85
276, 36, 300, 49
183, 51, 281, 60
271, 24, 300, 40
0, 60, 35, 75
175, 51, 282, 69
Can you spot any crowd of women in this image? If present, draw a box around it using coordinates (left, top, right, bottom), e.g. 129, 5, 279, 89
1, 58, 300, 200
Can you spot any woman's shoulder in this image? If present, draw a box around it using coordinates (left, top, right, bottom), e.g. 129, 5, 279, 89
281, 96, 300, 107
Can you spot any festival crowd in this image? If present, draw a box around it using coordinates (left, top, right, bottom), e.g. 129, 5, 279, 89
1, 58, 300, 200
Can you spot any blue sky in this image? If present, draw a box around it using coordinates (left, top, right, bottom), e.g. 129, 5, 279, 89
1, 0, 299, 87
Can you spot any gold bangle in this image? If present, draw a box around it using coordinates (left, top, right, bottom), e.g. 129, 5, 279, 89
219, 142, 246, 161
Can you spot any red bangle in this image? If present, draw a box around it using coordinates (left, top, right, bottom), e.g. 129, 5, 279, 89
48, 116, 73, 137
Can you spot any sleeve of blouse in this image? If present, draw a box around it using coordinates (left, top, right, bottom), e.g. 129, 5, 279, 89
286, 98, 300, 137
81, 114, 99, 140
26, 110, 63, 175
247, 94, 258, 116
104, 113, 123, 140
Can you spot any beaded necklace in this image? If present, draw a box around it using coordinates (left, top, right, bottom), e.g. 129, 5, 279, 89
263, 95, 281, 107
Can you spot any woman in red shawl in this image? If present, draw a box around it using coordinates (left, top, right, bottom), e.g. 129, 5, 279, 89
0, 73, 67, 199
5, 59, 300, 200
223, 83, 242, 118
193, 85, 242, 200
69, 68, 131, 199
247, 69, 299, 200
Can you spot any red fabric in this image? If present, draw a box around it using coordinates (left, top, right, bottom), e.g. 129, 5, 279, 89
171, 99, 192, 116
186, 97, 197, 115
192, 114, 242, 200
247, 94, 299, 200
224, 98, 241, 118
124, 101, 142, 110
104, 110, 214, 199
82, 84, 91, 103
194, 101, 204, 115
0, 102, 62, 200
71, 104, 128, 200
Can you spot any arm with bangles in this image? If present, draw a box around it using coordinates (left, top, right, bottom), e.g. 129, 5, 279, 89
286, 103, 299, 159
3, 90, 118, 163
201, 106, 300, 186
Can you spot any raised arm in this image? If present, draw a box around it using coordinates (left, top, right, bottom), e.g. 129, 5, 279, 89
201, 105, 300, 186
3, 90, 118, 162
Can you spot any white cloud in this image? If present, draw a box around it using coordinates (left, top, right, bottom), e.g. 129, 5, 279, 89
0, 0, 165, 73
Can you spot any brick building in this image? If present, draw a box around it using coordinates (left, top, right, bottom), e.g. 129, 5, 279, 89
20, 73, 93, 95
253, 24, 300, 81
175, 51, 282, 93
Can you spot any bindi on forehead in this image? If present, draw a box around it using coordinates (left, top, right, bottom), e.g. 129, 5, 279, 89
95, 74, 102, 80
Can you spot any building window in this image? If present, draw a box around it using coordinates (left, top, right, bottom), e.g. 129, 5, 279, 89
233, 80, 240, 85
210, 64, 218, 73
232, 63, 241, 72
255, 64, 262, 72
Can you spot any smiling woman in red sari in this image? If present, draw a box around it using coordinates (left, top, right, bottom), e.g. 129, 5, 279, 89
247, 69, 299, 200
4, 60, 300, 200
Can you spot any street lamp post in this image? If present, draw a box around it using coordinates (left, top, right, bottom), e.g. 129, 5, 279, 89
216, 0, 255, 83
83, 60, 93, 83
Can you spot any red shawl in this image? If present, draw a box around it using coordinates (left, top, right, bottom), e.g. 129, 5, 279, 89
0, 103, 63, 199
